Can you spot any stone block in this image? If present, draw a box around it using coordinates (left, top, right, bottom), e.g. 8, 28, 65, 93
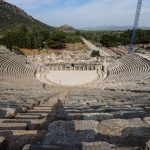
82, 142, 116, 150
42, 120, 98, 145
83, 113, 114, 121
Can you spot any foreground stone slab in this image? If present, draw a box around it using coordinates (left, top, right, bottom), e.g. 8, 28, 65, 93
0, 123, 27, 130
143, 117, 150, 127
15, 114, 41, 119
82, 142, 116, 150
23, 144, 80, 150
0, 130, 47, 150
145, 139, 150, 150
98, 118, 150, 137
23, 141, 116, 150
0, 136, 5, 150
100, 118, 145, 128
115, 111, 146, 119
0, 136, 5, 143
27, 109, 52, 113
65, 113, 83, 120
33, 107, 53, 110
0, 118, 46, 129
0, 130, 46, 136
83, 113, 114, 121
0, 108, 16, 118
42, 120, 98, 145
19, 112, 49, 117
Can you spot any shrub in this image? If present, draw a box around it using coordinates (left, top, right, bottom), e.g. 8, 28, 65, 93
91, 50, 100, 57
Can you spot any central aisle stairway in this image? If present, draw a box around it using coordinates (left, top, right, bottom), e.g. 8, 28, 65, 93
23, 89, 150, 150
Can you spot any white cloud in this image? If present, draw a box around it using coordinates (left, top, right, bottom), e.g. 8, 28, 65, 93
35, 0, 134, 27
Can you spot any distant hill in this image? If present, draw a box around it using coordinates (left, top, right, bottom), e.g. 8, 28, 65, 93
57, 24, 77, 33
80, 26, 150, 31
0, 0, 54, 32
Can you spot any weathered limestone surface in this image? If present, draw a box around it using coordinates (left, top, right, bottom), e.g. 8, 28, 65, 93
23, 144, 81, 150
83, 112, 114, 121
98, 118, 150, 137
146, 139, 150, 150
0, 108, 16, 118
23, 142, 116, 150
82, 142, 116, 150
42, 120, 98, 145
144, 117, 150, 127
115, 110, 146, 119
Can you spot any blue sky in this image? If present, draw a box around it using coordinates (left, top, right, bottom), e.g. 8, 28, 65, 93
5, 0, 150, 28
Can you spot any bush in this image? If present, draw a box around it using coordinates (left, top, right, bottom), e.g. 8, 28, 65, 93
91, 50, 100, 57
45, 39, 65, 49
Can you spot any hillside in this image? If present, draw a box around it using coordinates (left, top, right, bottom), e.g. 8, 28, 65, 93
0, 0, 54, 32
57, 24, 76, 33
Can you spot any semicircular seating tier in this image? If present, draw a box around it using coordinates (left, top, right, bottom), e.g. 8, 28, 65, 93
0, 54, 35, 78
0, 49, 44, 90
105, 54, 150, 82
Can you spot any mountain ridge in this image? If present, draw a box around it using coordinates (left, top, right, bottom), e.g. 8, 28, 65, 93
80, 26, 150, 31
0, 0, 54, 32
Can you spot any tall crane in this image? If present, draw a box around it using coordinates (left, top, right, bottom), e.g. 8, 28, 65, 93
128, 0, 143, 54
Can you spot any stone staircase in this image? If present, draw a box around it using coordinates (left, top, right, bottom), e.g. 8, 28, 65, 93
23, 90, 150, 150
0, 94, 59, 150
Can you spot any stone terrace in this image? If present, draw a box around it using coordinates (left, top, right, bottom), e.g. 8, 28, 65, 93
24, 85, 150, 150
0, 45, 150, 150
0, 46, 59, 149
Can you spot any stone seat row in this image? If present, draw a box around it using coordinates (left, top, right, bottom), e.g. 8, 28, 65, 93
23, 89, 150, 150
0, 51, 47, 90
0, 91, 58, 118
106, 54, 150, 82
0, 54, 35, 80
0, 92, 59, 150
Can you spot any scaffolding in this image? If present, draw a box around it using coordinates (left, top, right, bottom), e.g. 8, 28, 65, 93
128, 0, 143, 54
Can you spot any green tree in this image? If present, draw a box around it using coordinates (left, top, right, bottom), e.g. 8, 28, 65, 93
100, 34, 119, 47
119, 30, 131, 45
75, 30, 81, 36
45, 31, 66, 49
26, 33, 34, 49
45, 39, 65, 49
40, 30, 50, 41
91, 50, 100, 57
